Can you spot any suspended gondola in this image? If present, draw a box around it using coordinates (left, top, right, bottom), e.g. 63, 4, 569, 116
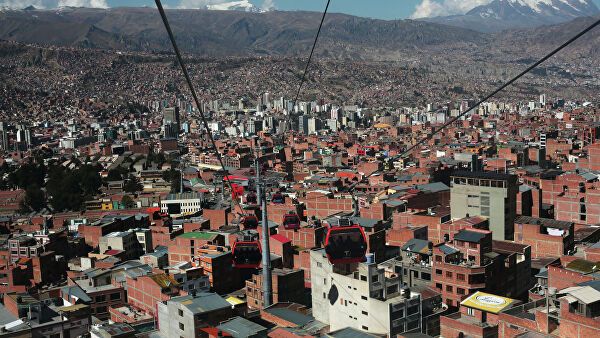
246, 193, 257, 204
324, 220, 367, 264
232, 240, 262, 268
241, 215, 259, 230
272, 193, 285, 204
282, 213, 301, 230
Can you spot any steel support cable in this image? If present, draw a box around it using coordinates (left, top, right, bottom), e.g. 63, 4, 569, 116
345, 16, 600, 193
289, 0, 332, 126
154, 0, 244, 215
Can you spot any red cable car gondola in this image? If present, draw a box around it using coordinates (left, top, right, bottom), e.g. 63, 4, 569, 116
232, 241, 262, 268
246, 193, 257, 204
282, 214, 301, 230
272, 193, 285, 204
324, 222, 367, 264
241, 215, 259, 230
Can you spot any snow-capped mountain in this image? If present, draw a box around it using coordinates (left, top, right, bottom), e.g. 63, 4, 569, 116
178, 1, 264, 12
423, 0, 600, 32
206, 1, 258, 12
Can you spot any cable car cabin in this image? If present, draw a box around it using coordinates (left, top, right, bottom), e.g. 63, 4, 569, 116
272, 193, 285, 204
246, 193, 257, 204
282, 214, 301, 230
232, 241, 262, 268
241, 215, 259, 230
324, 225, 367, 264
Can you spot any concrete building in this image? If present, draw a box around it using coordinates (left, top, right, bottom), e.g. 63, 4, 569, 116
98, 230, 143, 260
450, 171, 518, 241
399, 238, 433, 288
311, 249, 422, 336
160, 192, 204, 217
157, 292, 232, 337
163, 107, 180, 132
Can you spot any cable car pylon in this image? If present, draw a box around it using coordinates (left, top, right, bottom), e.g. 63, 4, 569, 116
255, 146, 272, 307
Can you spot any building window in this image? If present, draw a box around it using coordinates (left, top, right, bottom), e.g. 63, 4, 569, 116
421, 272, 431, 281
179, 323, 184, 330
362, 311, 368, 316
446, 271, 452, 278
178, 309, 183, 317
96, 306, 108, 314
518, 233, 523, 241
360, 275, 367, 281
372, 275, 379, 282
467, 308, 475, 316
435, 255, 442, 262
110, 293, 121, 301
362, 326, 368, 331
469, 242, 477, 249
95, 295, 106, 303
456, 274, 465, 281
457, 288, 466, 295
435, 269, 442, 275
436, 283, 442, 290
361, 296, 367, 300
446, 285, 453, 293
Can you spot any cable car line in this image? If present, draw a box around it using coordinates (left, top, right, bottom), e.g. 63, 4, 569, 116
290, 0, 332, 125
154, 0, 245, 218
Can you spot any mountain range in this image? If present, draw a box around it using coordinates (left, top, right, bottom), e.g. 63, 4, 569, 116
0, 6, 599, 62
424, 0, 600, 32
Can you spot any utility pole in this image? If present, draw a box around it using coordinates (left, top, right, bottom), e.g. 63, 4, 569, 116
255, 147, 272, 307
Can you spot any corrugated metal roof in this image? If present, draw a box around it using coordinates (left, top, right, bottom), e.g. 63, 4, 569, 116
148, 274, 179, 288
454, 230, 487, 243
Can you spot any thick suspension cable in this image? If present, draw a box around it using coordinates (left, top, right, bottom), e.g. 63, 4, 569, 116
154, 0, 244, 214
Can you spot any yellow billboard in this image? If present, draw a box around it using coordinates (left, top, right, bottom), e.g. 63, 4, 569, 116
460, 291, 517, 313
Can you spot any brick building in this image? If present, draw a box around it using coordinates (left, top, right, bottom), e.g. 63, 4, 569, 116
246, 269, 305, 310
513, 216, 574, 258
127, 273, 180, 317
432, 228, 531, 307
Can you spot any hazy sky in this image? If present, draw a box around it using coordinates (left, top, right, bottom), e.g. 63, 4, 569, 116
2, 0, 600, 20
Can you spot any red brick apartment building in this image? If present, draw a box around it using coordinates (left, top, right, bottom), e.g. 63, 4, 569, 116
127, 273, 180, 317
432, 228, 531, 307
168, 232, 225, 265
441, 291, 519, 338
245, 269, 304, 310
499, 285, 600, 337
513, 216, 574, 258
303, 193, 352, 219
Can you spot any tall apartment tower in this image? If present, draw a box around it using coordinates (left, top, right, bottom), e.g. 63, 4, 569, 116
163, 107, 180, 133
450, 171, 518, 241
298, 114, 309, 135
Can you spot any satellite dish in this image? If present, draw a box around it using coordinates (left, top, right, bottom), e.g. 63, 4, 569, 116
328, 284, 338, 305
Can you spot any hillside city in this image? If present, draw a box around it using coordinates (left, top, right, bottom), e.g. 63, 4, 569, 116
1, 31, 600, 338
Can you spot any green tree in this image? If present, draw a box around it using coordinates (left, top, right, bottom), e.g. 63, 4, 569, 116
123, 176, 143, 194
23, 185, 45, 212
121, 195, 135, 209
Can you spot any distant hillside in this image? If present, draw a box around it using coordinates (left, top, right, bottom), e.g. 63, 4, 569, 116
0, 7, 485, 61
0, 7, 599, 64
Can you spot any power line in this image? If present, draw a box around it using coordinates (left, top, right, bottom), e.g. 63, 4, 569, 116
154, 0, 244, 215
289, 0, 331, 125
